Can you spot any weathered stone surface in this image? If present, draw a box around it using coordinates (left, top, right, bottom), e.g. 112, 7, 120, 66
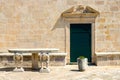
95, 1, 105, 5
0, 0, 120, 65
110, 6, 119, 11
96, 52, 120, 66
0, 54, 66, 66
0, 65, 120, 80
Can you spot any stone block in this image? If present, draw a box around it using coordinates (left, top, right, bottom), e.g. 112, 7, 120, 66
97, 18, 106, 23
110, 6, 119, 11
67, 0, 77, 5
96, 53, 120, 66
95, 1, 104, 5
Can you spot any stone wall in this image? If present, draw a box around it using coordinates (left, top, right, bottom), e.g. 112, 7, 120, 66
96, 54, 120, 66
0, 0, 120, 64
0, 0, 66, 52
95, 1, 120, 52
0, 55, 66, 67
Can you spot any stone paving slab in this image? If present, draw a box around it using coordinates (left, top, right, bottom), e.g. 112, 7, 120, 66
0, 65, 120, 80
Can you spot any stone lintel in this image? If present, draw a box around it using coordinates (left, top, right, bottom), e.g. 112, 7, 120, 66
62, 13, 98, 18
63, 17, 95, 23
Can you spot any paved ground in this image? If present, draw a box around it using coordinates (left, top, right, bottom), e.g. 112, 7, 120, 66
0, 65, 120, 80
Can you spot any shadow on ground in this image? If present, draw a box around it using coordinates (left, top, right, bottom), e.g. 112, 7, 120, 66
0, 67, 40, 72
70, 69, 80, 72
70, 64, 96, 72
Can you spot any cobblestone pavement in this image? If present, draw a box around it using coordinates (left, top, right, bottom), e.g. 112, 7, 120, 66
0, 65, 120, 80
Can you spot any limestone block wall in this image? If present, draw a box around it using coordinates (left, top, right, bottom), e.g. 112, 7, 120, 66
0, 0, 66, 52
95, 1, 120, 52
0, 0, 120, 64
0, 55, 66, 66
96, 54, 120, 66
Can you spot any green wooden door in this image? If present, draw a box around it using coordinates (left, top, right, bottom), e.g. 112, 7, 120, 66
70, 24, 91, 62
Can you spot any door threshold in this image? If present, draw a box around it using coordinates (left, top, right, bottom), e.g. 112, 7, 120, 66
69, 62, 77, 65
68, 62, 96, 65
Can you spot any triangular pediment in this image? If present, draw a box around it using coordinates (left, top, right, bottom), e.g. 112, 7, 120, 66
62, 5, 99, 18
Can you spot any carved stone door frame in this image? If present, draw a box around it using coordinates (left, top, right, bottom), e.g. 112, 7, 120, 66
62, 5, 99, 63
64, 20, 95, 63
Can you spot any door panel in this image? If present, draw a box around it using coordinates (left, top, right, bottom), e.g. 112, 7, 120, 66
70, 24, 91, 62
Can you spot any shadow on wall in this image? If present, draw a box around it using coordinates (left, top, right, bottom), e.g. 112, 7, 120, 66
50, 15, 67, 52
51, 16, 65, 31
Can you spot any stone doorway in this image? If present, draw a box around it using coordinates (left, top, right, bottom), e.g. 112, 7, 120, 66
61, 5, 99, 64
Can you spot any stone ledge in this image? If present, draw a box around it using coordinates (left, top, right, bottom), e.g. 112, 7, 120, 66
0, 53, 14, 56
0, 53, 67, 56
50, 53, 67, 56
0, 53, 31, 56
95, 52, 120, 56
95, 52, 120, 66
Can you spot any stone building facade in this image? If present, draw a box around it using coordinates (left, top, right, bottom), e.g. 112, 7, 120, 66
0, 0, 120, 66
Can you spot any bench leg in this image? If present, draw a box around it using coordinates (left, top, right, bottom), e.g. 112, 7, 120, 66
32, 53, 38, 70
13, 53, 24, 72
46, 55, 49, 68
39, 52, 50, 73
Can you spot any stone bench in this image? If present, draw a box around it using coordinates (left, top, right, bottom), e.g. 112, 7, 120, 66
0, 52, 67, 66
49, 53, 67, 66
95, 52, 120, 66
